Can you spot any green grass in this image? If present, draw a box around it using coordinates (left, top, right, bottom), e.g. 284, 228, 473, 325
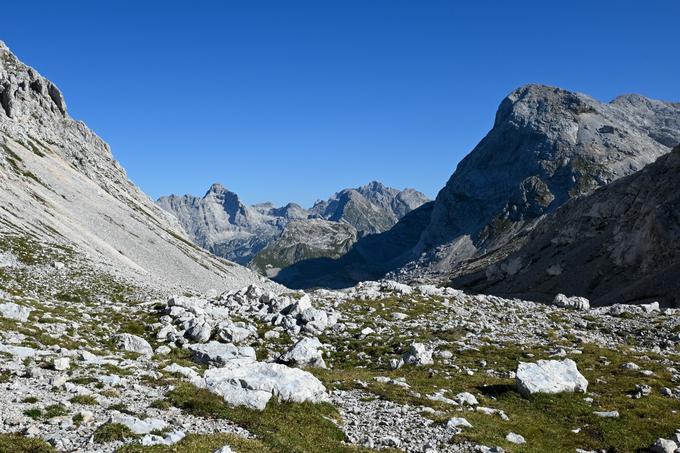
70, 395, 99, 406
43, 404, 68, 418
23, 408, 42, 419
0, 433, 56, 453
21, 396, 38, 404
117, 433, 270, 453
313, 300, 680, 453
93, 423, 135, 443
167, 383, 372, 453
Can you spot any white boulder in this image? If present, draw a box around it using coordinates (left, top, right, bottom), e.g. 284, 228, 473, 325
199, 359, 328, 411
516, 359, 588, 396
279, 337, 326, 368
114, 334, 153, 355
552, 294, 590, 310
402, 343, 434, 366
0, 302, 31, 322
188, 341, 255, 366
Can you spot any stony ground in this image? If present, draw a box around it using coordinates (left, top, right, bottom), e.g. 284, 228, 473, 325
2, 233, 680, 453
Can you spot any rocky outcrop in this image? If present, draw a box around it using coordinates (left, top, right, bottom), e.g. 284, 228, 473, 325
250, 219, 357, 277
0, 41, 269, 293
454, 144, 680, 307
268, 86, 680, 290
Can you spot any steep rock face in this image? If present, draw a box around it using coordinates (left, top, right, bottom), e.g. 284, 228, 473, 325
454, 145, 680, 307
250, 219, 357, 277
0, 41, 271, 293
158, 181, 428, 268
309, 181, 429, 236
157, 184, 288, 265
407, 84, 680, 278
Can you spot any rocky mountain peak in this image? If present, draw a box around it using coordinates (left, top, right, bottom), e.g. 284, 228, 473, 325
415, 85, 680, 262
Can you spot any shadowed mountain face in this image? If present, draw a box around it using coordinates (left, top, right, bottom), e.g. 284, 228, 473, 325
158, 182, 429, 267
272, 85, 680, 290
453, 144, 680, 307
0, 41, 270, 293
407, 85, 680, 278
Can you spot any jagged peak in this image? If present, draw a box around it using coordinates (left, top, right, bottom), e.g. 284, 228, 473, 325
205, 182, 235, 197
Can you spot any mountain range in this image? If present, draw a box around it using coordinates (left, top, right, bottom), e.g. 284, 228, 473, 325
156, 181, 429, 274
3, 37, 680, 306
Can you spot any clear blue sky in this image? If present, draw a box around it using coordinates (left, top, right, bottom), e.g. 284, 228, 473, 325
2, 1, 679, 206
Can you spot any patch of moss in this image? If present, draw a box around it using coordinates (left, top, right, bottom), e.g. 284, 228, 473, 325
0, 433, 56, 453
93, 423, 135, 443
70, 395, 98, 406
117, 433, 270, 453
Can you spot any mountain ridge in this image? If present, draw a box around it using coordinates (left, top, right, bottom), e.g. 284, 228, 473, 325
157, 181, 429, 267
0, 40, 272, 293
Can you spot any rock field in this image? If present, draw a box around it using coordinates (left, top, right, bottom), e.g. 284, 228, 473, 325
2, 235, 680, 452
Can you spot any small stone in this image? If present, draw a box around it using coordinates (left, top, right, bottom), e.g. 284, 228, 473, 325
115, 334, 153, 355
53, 357, 70, 371
447, 417, 473, 429
593, 410, 619, 418
506, 433, 526, 444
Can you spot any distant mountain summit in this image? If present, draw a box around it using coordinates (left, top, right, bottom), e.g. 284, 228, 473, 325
309, 181, 430, 236
157, 181, 429, 268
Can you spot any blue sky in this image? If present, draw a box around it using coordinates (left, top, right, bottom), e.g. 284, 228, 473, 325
2, 1, 679, 206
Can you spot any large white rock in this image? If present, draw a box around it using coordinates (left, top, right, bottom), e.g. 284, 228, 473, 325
0, 302, 31, 322
516, 359, 588, 396
115, 334, 153, 355
188, 341, 255, 366
553, 294, 590, 311
284, 294, 313, 316
216, 321, 254, 344
199, 359, 328, 411
279, 337, 326, 368
402, 343, 434, 366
